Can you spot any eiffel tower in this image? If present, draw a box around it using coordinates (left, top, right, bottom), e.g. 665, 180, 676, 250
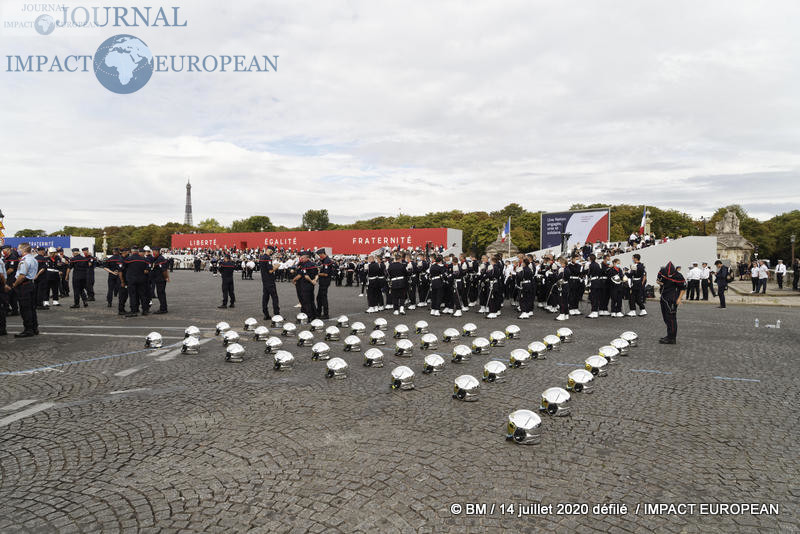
184, 178, 193, 226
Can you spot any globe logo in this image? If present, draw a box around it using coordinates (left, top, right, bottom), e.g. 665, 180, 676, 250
34, 14, 56, 35
93, 35, 154, 94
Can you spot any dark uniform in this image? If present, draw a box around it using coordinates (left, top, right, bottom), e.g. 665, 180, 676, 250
45, 252, 63, 304
34, 249, 48, 308
629, 261, 647, 313
219, 257, 236, 307
57, 250, 69, 297
258, 251, 279, 319
150, 252, 169, 313
84, 250, 97, 301
68, 250, 90, 307
117, 249, 130, 315
296, 255, 318, 320
0, 254, 7, 335
3, 249, 20, 315
715, 263, 729, 308
428, 261, 444, 312
315, 251, 334, 319
656, 262, 686, 344
104, 251, 124, 307
386, 259, 408, 312
517, 262, 535, 316
587, 260, 603, 314
123, 251, 151, 316
366, 260, 385, 309
608, 264, 624, 315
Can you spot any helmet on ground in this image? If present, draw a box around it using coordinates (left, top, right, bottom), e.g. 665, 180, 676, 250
326, 357, 348, 379
215, 322, 230, 336
369, 330, 386, 345
442, 328, 460, 343
509, 348, 531, 368
598, 345, 620, 364
351, 322, 366, 335
610, 338, 630, 355
395, 339, 414, 357
181, 336, 199, 354
543, 334, 561, 351
420, 333, 438, 350
145, 332, 163, 348
184, 325, 200, 338
414, 320, 429, 334
505, 324, 521, 339
264, 336, 283, 354
472, 337, 491, 355
222, 330, 240, 346
296, 312, 308, 325
311, 341, 330, 360
556, 327, 574, 343
225, 343, 245, 363
363, 348, 384, 367
527, 341, 547, 360
620, 331, 638, 347
462, 323, 477, 337
343, 335, 361, 352
309, 319, 325, 331
253, 326, 270, 341
567, 369, 594, 393
270, 315, 284, 328
390, 366, 415, 390
244, 317, 258, 331
489, 331, 506, 347
540, 387, 571, 416
393, 324, 409, 339
506, 409, 542, 444
373, 318, 388, 331
483, 360, 507, 382
337, 315, 350, 328
452, 344, 471, 363
282, 323, 297, 337
452, 375, 480, 401
324, 326, 340, 341
585, 355, 609, 377
422, 353, 445, 374
273, 350, 295, 371
297, 330, 314, 347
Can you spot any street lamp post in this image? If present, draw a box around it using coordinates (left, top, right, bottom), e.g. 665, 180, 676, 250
701, 216, 706, 235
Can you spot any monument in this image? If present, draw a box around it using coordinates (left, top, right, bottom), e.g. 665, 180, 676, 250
184, 179, 193, 226
485, 230, 519, 257
714, 210, 754, 264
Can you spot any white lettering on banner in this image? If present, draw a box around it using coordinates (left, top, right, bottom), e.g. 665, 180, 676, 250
188, 239, 217, 246
353, 235, 416, 247
263, 238, 297, 246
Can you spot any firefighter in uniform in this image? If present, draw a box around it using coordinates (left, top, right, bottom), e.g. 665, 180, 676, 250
258, 246, 280, 320
150, 248, 170, 314
66, 248, 90, 308
117, 248, 130, 315
103, 248, 123, 308
218, 253, 236, 308
627, 253, 647, 316
315, 249, 334, 319
34, 247, 49, 310
294, 251, 318, 320
122, 247, 150, 317
656, 261, 686, 344
387, 253, 408, 315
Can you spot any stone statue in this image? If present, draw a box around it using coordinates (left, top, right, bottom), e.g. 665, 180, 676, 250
715, 210, 740, 235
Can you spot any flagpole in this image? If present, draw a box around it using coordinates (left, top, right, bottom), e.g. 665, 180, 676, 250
507, 217, 511, 257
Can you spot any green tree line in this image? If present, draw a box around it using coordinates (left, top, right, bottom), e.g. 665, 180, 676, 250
17, 205, 798, 262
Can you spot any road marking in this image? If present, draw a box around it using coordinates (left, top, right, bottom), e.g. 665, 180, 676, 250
0, 343, 180, 376
114, 367, 143, 377
555, 362, 585, 367
155, 338, 213, 361
109, 388, 150, 395
0, 399, 38, 411
713, 376, 761, 383
40, 332, 182, 339
629, 369, 674, 375
4, 324, 213, 331
0, 402, 55, 428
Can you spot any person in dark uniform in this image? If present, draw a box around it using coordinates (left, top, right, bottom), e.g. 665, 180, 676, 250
416, 254, 430, 307
427, 255, 444, 316
294, 251, 318, 320
365, 255, 384, 312
117, 248, 130, 315
150, 248, 170, 314
83, 248, 97, 301
66, 248, 90, 308
103, 248, 123, 308
2, 245, 20, 316
608, 258, 624, 317
10, 243, 39, 337
57, 248, 69, 297
627, 254, 647, 316
45, 247, 62, 306
586, 254, 602, 318
122, 247, 150, 317
218, 253, 236, 308
598, 254, 611, 316
567, 255, 582, 315
315, 249, 334, 319
656, 261, 686, 344
258, 246, 280, 320
193, 256, 202, 272
517, 256, 534, 319
33, 247, 49, 310
0, 254, 7, 336
714, 260, 729, 308
345, 259, 355, 286
210, 256, 219, 276
387, 253, 408, 315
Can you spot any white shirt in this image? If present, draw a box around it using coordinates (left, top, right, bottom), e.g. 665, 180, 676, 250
751, 266, 759, 278
775, 263, 787, 274
701, 267, 711, 279
687, 267, 702, 281
758, 265, 769, 279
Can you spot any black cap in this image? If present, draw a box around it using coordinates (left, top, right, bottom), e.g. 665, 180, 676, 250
81, 247, 89, 251
37, 246, 45, 251
113, 247, 120, 253
316, 248, 326, 255
71, 248, 79, 252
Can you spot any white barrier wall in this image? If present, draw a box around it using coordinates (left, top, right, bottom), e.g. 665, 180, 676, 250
614, 236, 718, 272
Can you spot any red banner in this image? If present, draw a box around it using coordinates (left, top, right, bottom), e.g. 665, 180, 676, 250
171, 228, 451, 254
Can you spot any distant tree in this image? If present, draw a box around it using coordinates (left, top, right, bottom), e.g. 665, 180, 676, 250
301, 209, 331, 231
196, 218, 225, 233
230, 215, 275, 233
14, 229, 47, 237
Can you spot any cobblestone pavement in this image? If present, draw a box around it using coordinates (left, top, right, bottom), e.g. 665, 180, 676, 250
1, 271, 798, 533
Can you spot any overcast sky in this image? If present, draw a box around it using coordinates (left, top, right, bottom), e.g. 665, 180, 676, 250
1, 0, 799, 236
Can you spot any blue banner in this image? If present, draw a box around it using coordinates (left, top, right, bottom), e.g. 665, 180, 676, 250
2, 236, 72, 250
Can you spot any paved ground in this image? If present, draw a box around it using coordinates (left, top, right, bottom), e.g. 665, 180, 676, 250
1, 271, 798, 533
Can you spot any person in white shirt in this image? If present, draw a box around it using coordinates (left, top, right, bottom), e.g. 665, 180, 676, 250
775, 260, 787, 289
750, 262, 760, 293
758, 260, 769, 294
687, 262, 702, 300
700, 262, 713, 300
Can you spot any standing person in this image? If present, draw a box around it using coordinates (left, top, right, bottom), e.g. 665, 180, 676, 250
294, 251, 318, 320
416, 253, 430, 307
33, 247, 49, 310
608, 258, 625, 318
122, 247, 150, 317
700, 262, 712, 300
364, 255, 383, 313
750, 261, 759, 293
656, 262, 686, 345
258, 246, 280, 320
554, 257, 571, 321
103, 248, 123, 308
45, 247, 62, 307
775, 260, 786, 289
686, 262, 702, 300
66, 248, 90, 308
793, 258, 800, 291
517, 256, 534, 319
714, 260, 729, 308
315, 249, 334, 319
0, 253, 7, 336
485, 255, 504, 319
405, 253, 418, 310
586, 254, 602, 319
567, 255, 583, 315
150, 248, 170, 314
758, 260, 769, 294
9, 243, 39, 337
57, 248, 69, 298
218, 253, 236, 309
83, 248, 97, 301
387, 253, 408, 315
2, 245, 20, 316
117, 248, 130, 316
427, 255, 444, 316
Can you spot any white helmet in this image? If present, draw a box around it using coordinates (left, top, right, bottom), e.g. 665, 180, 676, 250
309, 319, 325, 332
442, 328, 460, 343
504, 324, 521, 339
326, 357, 349, 379
393, 324, 409, 339
451, 344, 471, 363
462, 323, 477, 337
471, 337, 491, 355
184, 325, 200, 338
394, 339, 414, 357
282, 323, 297, 337
311, 342, 331, 360
222, 330, 240, 346
350, 321, 366, 335
253, 325, 270, 341
181, 336, 200, 354
420, 333, 438, 350
509, 348, 531, 368
527, 341, 547, 360
556, 327, 574, 343
296, 313, 308, 325
343, 335, 361, 352
620, 331, 638, 347
452, 375, 480, 401
390, 365, 415, 390
542, 334, 561, 351
610, 338, 630, 355
483, 360, 507, 383
244, 317, 258, 331
373, 318, 388, 331
337, 315, 350, 328
225, 343, 245, 363
297, 330, 314, 347
215, 322, 230, 336
363, 348, 384, 367
585, 355, 609, 377
270, 315, 285, 328
506, 409, 542, 445
324, 326, 340, 341
567, 369, 594, 393
540, 387, 571, 416
598, 345, 620, 364
369, 330, 386, 345
422, 353, 445, 374
414, 320, 429, 334
273, 350, 295, 371
264, 336, 283, 354
489, 331, 506, 347
145, 332, 163, 348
